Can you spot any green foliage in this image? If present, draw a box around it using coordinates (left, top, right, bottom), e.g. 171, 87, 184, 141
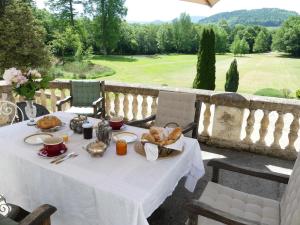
46, 0, 82, 26
272, 16, 300, 57
214, 26, 228, 53
91, 0, 127, 54
0, 0, 51, 74
231, 36, 249, 56
50, 26, 81, 60
193, 28, 216, 90
254, 88, 286, 98
157, 24, 175, 53
199, 8, 298, 27
225, 59, 239, 92
296, 89, 300, 99
254, 30, 271, 53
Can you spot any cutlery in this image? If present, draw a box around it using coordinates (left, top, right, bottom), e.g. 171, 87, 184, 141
55, 153, 78, 164
50, 152, 75, 164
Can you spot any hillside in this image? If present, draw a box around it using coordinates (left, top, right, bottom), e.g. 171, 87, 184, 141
199, 8, 298, 27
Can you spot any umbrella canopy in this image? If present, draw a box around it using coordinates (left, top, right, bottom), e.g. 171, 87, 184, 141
180, 0, 220, 7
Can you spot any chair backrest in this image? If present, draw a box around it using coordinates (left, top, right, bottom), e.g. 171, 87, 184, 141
0, 101, 23, 127
16, 102, 49, 120
280, 153, 300, 225
154, 91, 197, 128
71, 80, 104, 107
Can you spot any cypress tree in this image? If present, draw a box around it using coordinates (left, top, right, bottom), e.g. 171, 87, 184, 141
193, 28, 216, 90
225, 59, 239, 92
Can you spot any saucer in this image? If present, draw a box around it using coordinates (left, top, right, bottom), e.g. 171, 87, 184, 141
38, 145, 67, 158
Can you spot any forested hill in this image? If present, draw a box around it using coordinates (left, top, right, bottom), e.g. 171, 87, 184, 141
199, 8, 298, 27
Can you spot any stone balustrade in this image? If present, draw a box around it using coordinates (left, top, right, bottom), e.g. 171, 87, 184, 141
1, 80, 299, 160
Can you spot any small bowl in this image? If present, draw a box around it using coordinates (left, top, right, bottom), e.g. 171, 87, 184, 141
86, 141, 107, 157
109, 117, 124, 130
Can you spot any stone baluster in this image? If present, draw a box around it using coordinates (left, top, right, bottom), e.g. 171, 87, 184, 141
141, 96, 148, 118
50, 89, 57, 112
123, 94, 130, 121
114, 93, 121, 117
201, 103, 211, 138
151, 96, 158, 115
258, 110, 270, 146
243, 109, 256, 144
40, 90, 47, 107
60, 89, 66, 111
132, 94, 139, 120
271, 112, 284, 149
105, 92, 111, 118
287, 113, 300, 152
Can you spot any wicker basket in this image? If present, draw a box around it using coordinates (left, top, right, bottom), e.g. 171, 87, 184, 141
135, 122, 183, 158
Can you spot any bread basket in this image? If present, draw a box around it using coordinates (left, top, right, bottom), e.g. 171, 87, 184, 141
135, 122, 183, 158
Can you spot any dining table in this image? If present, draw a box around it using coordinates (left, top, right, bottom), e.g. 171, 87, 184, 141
0, 112, 205, 225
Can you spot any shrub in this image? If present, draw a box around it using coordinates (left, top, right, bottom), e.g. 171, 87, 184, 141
296, 89, 300, 99
281, 88, 292, 98
225, 59, 239, 92
79, 74, 86, 79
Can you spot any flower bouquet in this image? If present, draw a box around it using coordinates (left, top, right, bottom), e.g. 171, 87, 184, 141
2, 68, 53, 125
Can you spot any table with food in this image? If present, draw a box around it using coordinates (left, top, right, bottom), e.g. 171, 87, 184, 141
0, 112, 205, 225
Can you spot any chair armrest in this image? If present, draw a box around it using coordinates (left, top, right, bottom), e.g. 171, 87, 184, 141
127, 115, 156, 126
208, 159, 290, 184
19, 204, 56, 225
186, 200, 264, 225
56, 96, 72, 111
92, 97, 103, 107
182, 122, 197, 134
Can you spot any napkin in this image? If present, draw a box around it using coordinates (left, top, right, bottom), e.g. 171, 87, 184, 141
144, 135, 185, 161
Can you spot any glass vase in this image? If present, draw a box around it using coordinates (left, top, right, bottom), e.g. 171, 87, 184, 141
25, 99, 37, 126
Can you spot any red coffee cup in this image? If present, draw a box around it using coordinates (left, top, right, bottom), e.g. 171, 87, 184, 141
42, 137, 67, 157
109, 117, 124, 130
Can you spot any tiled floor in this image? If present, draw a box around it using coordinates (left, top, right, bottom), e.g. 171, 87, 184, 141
148, 144, 294, 225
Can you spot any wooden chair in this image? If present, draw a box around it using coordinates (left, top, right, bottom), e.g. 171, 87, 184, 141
56, 80, 105, 118
16, 102, 49, 120
128, 91, 201, 139
0, 204, 56, 225
185, 155, 299, 225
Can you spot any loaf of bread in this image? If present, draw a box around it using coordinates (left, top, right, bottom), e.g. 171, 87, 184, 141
142, 126, 182, 146
37, 116, 62, 129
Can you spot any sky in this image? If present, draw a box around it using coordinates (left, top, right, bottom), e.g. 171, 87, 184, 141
35, 0, 300, 22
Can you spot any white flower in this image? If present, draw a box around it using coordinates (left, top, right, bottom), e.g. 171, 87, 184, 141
28, 69, 41, 78
3, 68, 22, 84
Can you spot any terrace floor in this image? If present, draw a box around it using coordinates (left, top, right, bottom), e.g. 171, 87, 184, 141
148, 144, 295, 225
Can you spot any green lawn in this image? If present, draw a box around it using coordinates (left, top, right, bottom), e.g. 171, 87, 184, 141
80, 52, 300, 96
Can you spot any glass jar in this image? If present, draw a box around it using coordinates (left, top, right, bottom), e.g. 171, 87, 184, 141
116, 139, 127, 156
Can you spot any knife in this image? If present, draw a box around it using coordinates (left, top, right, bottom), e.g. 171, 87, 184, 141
50, 152, 74, 164
55, 153, 78, 164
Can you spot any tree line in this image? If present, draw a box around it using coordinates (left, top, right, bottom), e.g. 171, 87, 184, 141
1, 0, 300, 75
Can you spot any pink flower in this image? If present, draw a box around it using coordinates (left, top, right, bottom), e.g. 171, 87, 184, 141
3, 68, 23, 84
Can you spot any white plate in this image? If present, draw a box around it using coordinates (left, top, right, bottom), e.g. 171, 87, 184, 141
113, 132, 138, 143
24, 133, 53, 145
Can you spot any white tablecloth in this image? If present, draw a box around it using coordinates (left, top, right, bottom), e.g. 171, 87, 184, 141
0, 112, 205, 225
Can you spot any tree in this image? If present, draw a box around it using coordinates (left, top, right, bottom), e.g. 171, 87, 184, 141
46, 0, 82, 26
0, 0, 51, 74
253, 30, 270, 53
50, 26, 81, 61
225, 59, 239, 92
230, 35, 241, 56
157, 24, 175, 53
231, 36, 249, 56
193, 28, 216, 90
172, 13, 196, 53
90, 0, 127, 54
214, 26, 228, 53
272, 16, 300, 57
240, 38, 250, 54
